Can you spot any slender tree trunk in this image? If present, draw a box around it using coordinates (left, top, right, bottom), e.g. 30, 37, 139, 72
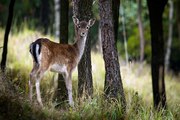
177, 0, 180, 42
40, 0, 50, 34
165, 0, 174, 72
54, 0, 69, 104
99, 0, 126, 113
97, 25, 102, 53
147, 0, 167, 109
120, 5, 129, 65
112, 0, 120, 44
54, 0, 60, 40
137, 0, 145, 63
72, 0, 93, 98
1, 0, 15, 71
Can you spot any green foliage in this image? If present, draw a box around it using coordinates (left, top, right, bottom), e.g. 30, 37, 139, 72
1, 0, 180, 117
1, 0, 180, 71
127, 27, 151, 62
170, 38, 180, 72
117, 0, 151, 62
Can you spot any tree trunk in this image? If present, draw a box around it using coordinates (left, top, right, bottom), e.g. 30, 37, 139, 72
1, 0, 15, 71
99, 0, 126, 112
177, 0, 180, 43
72, 0, 93, 98
137, 0, 145, 63
120, 5, 129, 65
147, 0, 167, 109
54, 0, 60, 40
112, 0, 120, 44
165, 0, 174, 72
40, 0, 50, 34
53, 0, 69, 104
97, 25, 102, 53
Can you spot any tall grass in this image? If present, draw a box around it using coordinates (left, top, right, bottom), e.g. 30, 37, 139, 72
0, 27, 179, 119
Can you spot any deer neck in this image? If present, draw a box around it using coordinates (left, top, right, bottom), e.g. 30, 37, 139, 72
73, 35, 87, 62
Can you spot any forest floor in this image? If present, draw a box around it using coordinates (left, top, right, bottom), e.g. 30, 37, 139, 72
0, 28, 180, 120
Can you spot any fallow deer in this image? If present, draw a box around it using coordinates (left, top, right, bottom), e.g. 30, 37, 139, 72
29, 16, 95, 107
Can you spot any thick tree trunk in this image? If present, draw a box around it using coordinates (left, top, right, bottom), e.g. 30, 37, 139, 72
147, 0, 167, 109
40, 0, 50, 34
1, 0, 15, 71
54, 0, 69, 104
99, 0, 126, 112
112, 0, 120, 44
72, 0, 93, 98
137, 0, 145, 63
165, 0, 174, 72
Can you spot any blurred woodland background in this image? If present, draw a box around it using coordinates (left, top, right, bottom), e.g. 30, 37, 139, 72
0, 0, 180, 119
0, 0, 180, 71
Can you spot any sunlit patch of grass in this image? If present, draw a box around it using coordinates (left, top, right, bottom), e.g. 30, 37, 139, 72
0, 27, 180, 119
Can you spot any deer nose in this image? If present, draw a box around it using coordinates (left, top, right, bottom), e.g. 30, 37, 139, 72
81, 32, 85, 36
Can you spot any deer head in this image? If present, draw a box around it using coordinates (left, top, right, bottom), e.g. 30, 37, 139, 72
73, 16, 95, 37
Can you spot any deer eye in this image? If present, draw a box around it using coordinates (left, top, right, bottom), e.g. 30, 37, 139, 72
86, 26, 89, 29
78, 25, 81, 28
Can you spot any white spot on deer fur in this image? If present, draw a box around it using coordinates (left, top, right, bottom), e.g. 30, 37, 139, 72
35, 44, 41, 64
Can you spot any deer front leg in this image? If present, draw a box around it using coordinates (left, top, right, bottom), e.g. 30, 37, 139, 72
64, 73, 74, 107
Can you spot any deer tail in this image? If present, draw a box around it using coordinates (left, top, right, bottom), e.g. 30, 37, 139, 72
29, 42, 41, 64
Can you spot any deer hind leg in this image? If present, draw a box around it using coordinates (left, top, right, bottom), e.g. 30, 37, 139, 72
29, 64, 46, 107
29, 75, 33, 102
64, 72, 74, 107
29, 65, 38, 102
35, 70, 45, 107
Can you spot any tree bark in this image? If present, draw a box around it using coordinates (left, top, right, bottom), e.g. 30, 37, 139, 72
165, 0, 174, 72
99, 0, 126, 112
72, 0, 93, 98
54, 0, 69, 104
1, 0, 15, 71
137, 0, 145, 62
40, 0, 50, 34
147, 0, 167, 109
112, 0, 120, 44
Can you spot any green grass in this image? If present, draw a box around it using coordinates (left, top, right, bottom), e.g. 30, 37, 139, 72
0, 27, 180, 120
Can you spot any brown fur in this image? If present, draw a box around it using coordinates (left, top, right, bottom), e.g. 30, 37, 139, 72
29, 17, 95, 107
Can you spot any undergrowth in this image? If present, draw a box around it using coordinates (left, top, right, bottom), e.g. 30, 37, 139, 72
0, 27, 180, 119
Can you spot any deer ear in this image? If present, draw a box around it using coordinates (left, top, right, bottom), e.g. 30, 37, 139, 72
72, 16, 79, 25
88, 18, 96, 27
